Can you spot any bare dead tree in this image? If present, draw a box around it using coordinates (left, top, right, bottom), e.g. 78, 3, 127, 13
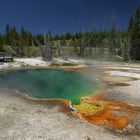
109, 18, 117, 59
56, 41, 61, 57
31, 40, 36, 57
79, 31, 93, 58
89, 33, 93, 56
119, 38, 130, 61
44, 33, 52, 61
34, 32, 53, 61
79, 33, 85, 57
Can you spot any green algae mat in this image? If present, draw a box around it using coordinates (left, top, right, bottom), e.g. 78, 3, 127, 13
0, 69, 98, 104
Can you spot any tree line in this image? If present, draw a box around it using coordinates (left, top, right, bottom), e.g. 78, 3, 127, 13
0, 5, 140, 61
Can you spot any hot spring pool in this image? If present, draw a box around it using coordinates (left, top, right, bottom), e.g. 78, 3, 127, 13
0, 69, 98, 104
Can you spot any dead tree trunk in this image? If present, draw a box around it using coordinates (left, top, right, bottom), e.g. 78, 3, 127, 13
34, 39, 44, 59
44, 33, 52, 61
79, 33, 86, 58
56, 41, 61, 57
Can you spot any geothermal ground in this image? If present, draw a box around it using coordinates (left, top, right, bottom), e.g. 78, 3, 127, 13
0, 58, 140, 140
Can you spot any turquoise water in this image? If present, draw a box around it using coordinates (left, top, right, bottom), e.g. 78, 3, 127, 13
0, 69, 97, 104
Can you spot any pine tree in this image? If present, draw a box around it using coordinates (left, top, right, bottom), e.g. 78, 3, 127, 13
5, 24, 10, 45
65, 32, 72, 40
0, 34, 4, 52
19, 26, 26, 56
128, 5, 140, 60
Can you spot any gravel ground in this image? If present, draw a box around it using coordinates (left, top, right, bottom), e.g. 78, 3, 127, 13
105, 69, 140, 106
0, 89, 140, 140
